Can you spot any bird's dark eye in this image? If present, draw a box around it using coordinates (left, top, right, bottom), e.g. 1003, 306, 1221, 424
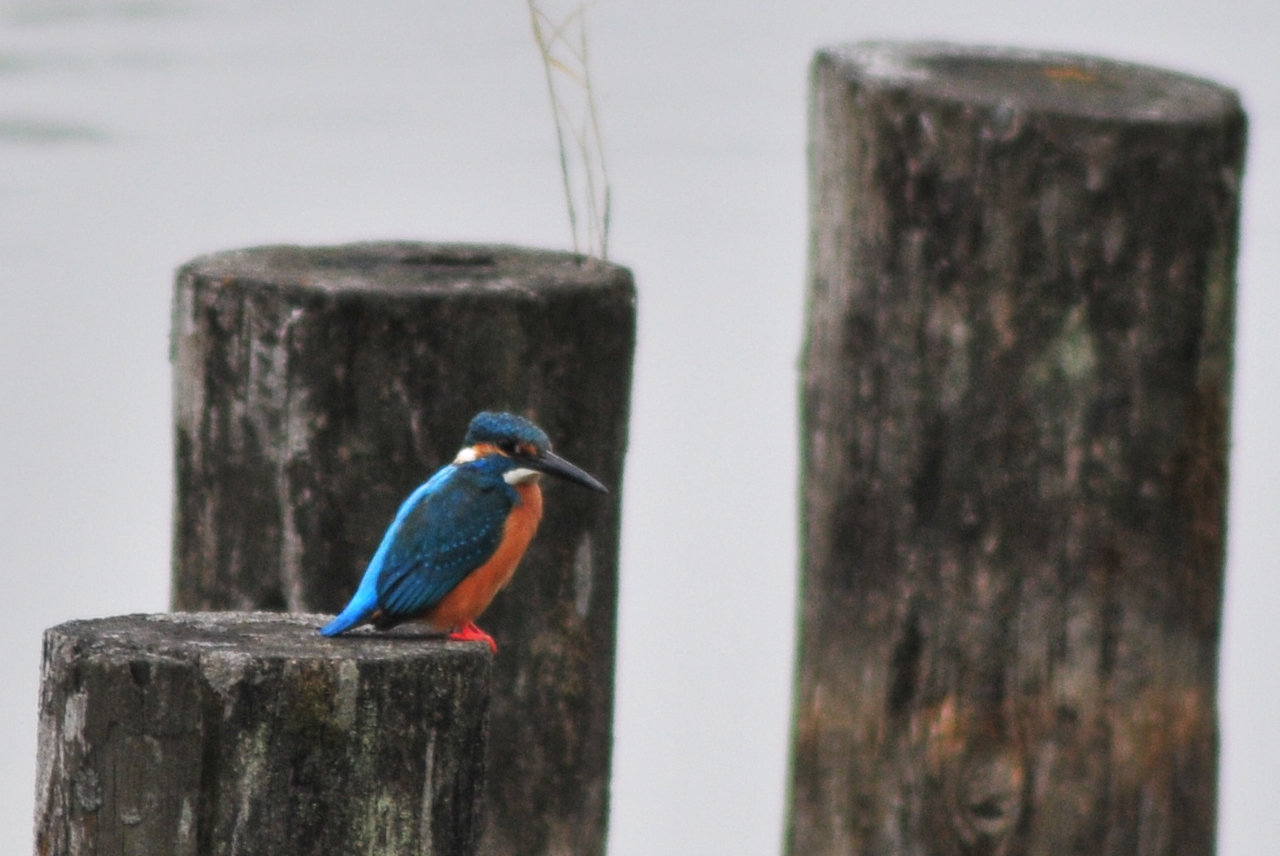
498, 440, 517, 456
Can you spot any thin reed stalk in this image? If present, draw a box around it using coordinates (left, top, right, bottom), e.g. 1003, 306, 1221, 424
525, 0, 611, 260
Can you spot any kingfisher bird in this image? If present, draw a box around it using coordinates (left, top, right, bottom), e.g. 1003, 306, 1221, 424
320, 411, 607, 652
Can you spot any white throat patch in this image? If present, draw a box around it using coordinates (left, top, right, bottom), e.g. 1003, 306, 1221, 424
503, 467, 540, 485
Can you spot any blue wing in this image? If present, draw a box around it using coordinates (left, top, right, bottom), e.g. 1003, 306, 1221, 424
320, 463, 518, 636
374, 465, 515, 616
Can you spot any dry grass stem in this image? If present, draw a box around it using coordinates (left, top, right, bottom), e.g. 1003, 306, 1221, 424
526, 0, 611, 260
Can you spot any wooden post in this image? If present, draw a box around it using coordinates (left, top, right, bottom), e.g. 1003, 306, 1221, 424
171, 243, 635, 856
790, 43, 1244, 856
34, 613, 489, 856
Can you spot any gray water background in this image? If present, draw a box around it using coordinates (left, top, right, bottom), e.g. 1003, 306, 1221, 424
2, 1, 1277, 853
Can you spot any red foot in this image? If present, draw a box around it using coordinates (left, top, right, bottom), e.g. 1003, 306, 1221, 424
448, 621, 498, 654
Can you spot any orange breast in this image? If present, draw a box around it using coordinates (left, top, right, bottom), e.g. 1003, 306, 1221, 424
426, 481, 544, 630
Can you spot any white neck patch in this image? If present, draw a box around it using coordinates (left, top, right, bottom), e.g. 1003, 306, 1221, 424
503, 467, 540, 485
453, 446, 479, 464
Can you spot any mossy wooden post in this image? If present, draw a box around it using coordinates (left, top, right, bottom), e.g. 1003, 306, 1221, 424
171, 243, 635, 856
790, 43, 1245, 856
34, 613, 489, 856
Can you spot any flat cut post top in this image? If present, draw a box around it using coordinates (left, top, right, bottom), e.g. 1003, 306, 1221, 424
52, 612, 489, 661
823, 41, 1241, 123
183, 242, 631, 295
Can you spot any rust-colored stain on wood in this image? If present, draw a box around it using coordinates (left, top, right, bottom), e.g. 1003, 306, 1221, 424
1178, 380, 1230, 635
1043, 66, 1099, 83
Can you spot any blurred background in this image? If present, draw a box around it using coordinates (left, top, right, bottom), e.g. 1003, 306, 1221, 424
1, 1, 1276, 853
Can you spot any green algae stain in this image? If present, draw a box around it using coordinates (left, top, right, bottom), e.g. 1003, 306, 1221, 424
1056, 305, 1097, 382
1030, 304, 1097, 388
1197, 241, 1236, 389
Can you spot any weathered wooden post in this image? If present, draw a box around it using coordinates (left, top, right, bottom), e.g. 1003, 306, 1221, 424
790, 43, 1244, 856
34, 613, 489, 855
171, 243, 634, 856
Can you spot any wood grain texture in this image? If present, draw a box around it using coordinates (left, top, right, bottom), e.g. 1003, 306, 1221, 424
34, 613, 489, 856
170, 243, 635, 856
790, 43, 1245, 856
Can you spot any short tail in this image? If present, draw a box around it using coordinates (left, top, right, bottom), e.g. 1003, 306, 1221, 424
320, 587, 378, 636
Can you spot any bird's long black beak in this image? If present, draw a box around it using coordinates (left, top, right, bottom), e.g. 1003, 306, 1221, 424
525, 449, 608, 493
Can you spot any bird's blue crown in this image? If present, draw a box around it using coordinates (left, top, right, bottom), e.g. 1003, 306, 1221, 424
464, 411, 551, 452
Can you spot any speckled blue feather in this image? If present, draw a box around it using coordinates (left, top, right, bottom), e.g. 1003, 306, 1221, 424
465, 411, 551, 450
376, 459, 521, 615
319, 455, 522, 636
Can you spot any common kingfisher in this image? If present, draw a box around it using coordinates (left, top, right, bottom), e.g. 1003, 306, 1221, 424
320, 411, 607, 652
